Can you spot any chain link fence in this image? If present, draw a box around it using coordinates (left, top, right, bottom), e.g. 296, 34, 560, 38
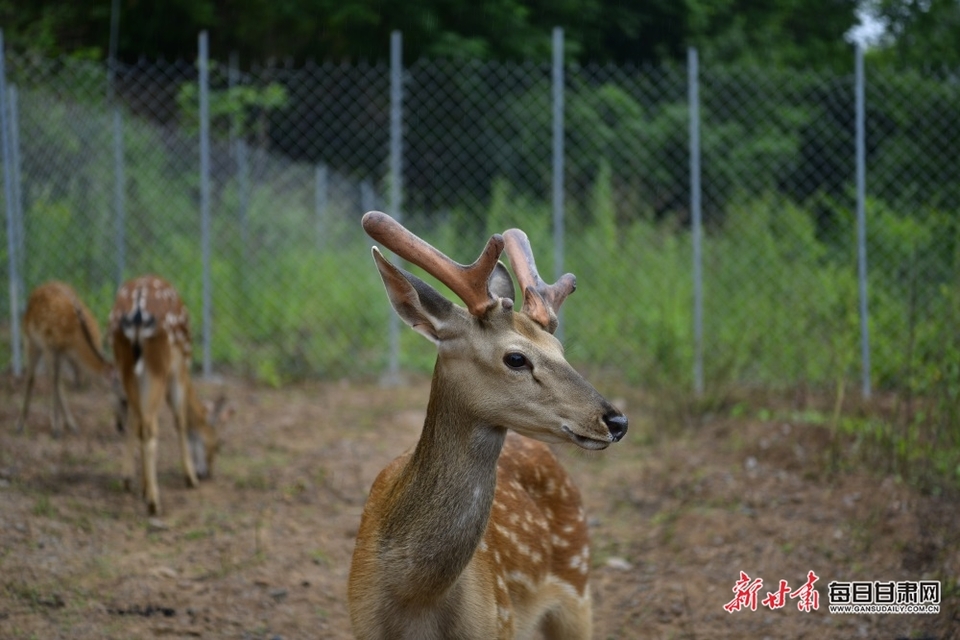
2, 31, 959, 428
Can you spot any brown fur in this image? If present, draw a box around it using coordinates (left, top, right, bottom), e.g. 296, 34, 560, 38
16, 281, 115, 436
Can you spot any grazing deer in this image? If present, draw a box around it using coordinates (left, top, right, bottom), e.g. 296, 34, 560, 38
109, 275, 227, 515
348, 212, 628, 639
16, 281, 122, 436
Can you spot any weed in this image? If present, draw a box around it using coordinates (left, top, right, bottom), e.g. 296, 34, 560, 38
32, 495, 54, 518
310, 549, 331, 567
184, 529, 210, 541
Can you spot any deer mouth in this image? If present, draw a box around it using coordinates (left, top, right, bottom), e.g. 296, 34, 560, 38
561, 425, 611, 450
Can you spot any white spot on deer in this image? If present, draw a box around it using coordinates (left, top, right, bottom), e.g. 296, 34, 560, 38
569, 544, 591, 573
494, 523, 519, 546
507, 571, 534, 591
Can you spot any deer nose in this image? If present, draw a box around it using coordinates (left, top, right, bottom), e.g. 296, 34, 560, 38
603, 412, 628, 442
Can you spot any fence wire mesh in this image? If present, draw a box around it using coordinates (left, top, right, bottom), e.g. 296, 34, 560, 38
1, 40, 959, 418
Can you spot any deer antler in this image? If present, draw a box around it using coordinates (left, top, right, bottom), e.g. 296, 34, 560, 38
502, 228, 576, 333
362, 211, 505, 317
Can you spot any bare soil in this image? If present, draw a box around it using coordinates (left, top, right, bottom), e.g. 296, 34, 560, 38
1, 373, 958, 639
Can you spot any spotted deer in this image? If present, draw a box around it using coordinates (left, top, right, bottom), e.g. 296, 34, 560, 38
109, 275, 227, 515
348, 212, 628, 639
16, 281, 122, 436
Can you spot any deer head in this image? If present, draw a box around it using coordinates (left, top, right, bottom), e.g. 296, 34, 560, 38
362, 211, 627, 449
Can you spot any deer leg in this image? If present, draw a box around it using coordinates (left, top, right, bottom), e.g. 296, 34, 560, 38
168, 378, 199, 488
121, 398, 142, 493
56, 355, 80, 434
15, 340, 41, 434
140, 381, 166, 515
142, 416, 161, 515
50, 351, 66, 437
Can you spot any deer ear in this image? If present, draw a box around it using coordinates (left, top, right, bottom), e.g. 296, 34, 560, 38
205, 395, 232, 428
372, 247, 457, 345
487, 261, 516, 304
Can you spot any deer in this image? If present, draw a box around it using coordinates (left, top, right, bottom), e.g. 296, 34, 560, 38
16, 281, 124, 436
348, 211, 628, 640
109, 275, 228, 515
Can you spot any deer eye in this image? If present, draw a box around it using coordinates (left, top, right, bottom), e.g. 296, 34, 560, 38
503, 352, 529, 370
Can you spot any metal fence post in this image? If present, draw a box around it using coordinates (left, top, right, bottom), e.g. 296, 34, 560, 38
0, 31, 21, 375
113, 109, 125, 285
386, 30, 403, 381
552, 27, 566, 343
109, 0, 124, 286
199, 31, 212, 378
315, 163, 328, 248
855, 44, 871, 398
688, 47, 704, 397
8, 85, 24, 314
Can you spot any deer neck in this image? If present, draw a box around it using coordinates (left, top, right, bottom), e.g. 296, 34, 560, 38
379, 364, 506, 605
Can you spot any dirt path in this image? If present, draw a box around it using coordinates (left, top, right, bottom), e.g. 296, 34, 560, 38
1, 374, 957, 638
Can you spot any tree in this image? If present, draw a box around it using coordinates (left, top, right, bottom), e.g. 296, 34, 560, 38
874, 0, 960, 72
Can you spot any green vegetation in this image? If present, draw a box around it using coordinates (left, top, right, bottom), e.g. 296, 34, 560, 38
0, 0, 862, 70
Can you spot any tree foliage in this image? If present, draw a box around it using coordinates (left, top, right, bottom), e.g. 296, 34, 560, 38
2, 0, 866, 70
873, 0, 960, 72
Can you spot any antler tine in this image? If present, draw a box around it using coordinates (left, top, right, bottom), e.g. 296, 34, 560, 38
362, 211, 504, 316
503, 229, 576, 331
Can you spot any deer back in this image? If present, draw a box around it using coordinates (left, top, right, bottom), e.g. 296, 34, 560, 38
109, 275, 191, 379
23, 281, 112, 375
